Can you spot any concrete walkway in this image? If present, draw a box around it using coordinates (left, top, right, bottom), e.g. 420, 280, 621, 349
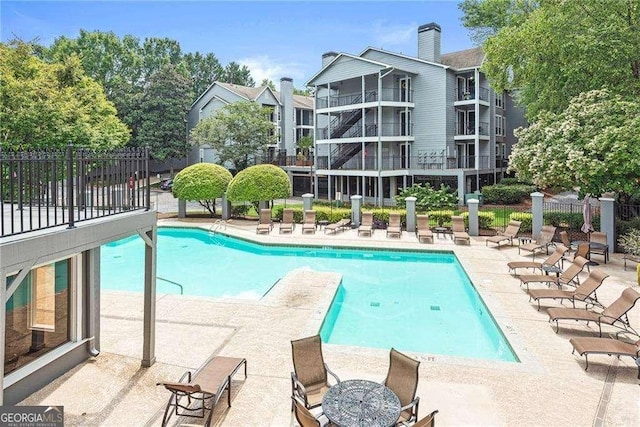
21, 218, 640, 426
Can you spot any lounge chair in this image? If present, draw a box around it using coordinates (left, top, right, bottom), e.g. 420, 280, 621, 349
528, 269, 609, 310
518, 225, 557, 259
589, 231, 609, 263
416, 215, 433, 243
507, 245, 568, 275
279, 208, 295, 234
547, 287, 640, 336
560, 231, 574, 255
485, 220, 521, 247
518, 256, 589, 290
358, 212, 373, 236
573, 243, 599, 272
301, 210, 317, 234
383, 348, 420, 425
256, 208, 273, 234
291, 335, 340, 410
324, 218, 351, 234
387, 212, 402, 238
157, 356, 247, 427
292, 396, 323, 427
451, 216, 470, 245
570, 336, 640, 379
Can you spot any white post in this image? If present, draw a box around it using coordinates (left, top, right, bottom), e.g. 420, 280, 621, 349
531, 192, 544, 237
467, 199, 479, 236
142, 225, 157, 367
178, 199, 186, 218
405, 196, 417, 233
598, 197, 615, 253
221, 193, 231, 220
351, 195, 363, 226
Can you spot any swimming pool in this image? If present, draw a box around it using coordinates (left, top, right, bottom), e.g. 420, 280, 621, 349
101, 227, 517, 362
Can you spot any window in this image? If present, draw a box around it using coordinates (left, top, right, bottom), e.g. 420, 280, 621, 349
496, 115, 505, 136
5, 259, 73, 375
496, 92, 504, 109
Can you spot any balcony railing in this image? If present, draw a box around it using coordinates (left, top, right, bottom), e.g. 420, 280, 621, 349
316, 87, 414, 109
319, 122, 414, 140
1, 145, 151, 237
456, 86, 489, 102
315, 154, 508, 171
455, 121, 490, 136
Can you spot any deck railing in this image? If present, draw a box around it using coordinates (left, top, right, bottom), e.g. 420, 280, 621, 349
1, 145, 150, 237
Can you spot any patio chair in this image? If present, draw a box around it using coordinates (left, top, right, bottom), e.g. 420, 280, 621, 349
518, 256, 589, 290
383, 348, 420, 425
451, 216, 470, 245
518, 225, 557, 259
589, 231, 609, 263
560, 231, 574, 255
291, 335, 340, 411
527, 269, 609, 310
507, 245, 568, 275
324, 218, 351, 234
407, 410, 439, 427
573, 243, 600, 272
416, 214, 433, 243
547, 287, 640, 336
387, 212, 402, 238
279, 208, 295, 234
570, 336, 640, 379
485, 220, 521, 248
301, 210, 317, 234
292, 396, 323, 427
358, 212, 373, 236
256, 208, 273, 234
157, 356, 247, 427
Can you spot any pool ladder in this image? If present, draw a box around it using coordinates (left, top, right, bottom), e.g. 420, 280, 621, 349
209, 219, 226, 233
157, 276, 184, 295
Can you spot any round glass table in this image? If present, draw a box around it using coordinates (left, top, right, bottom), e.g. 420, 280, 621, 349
322, 379, 401, 427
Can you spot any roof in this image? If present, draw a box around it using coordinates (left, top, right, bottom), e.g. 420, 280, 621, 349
292, 94, 313, 110
217, 82, 268, 101
192, 81, 313, 110
440, 47, 485, 69
359, 47, 448, 69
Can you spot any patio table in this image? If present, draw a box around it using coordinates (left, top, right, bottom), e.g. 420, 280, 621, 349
322, 379, 401, 427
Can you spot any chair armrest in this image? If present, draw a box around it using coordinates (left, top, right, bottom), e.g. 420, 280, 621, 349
400, 396, 420, 412
325, 364, 341, 384
157, 381, 202, 394
291, 372, 309, 405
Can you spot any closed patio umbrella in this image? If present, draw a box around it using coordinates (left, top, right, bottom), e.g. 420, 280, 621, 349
581, 196, 594, 234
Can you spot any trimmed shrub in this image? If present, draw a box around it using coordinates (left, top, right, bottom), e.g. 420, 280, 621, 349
395, 183, 457, 210
427, 210, 454, 226
172, 163, 233, 216
272, 206, 304, 223
544, 212, 600, 230
226, 164, 291, 202
510, 212, 532, 232
460, 211, 495, 229
499, 177, 533, 186
482, 184, 536, 204
230, 204, 250, 218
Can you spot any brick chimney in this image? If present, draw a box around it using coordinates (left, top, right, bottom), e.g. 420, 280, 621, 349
322, 51, 338, 67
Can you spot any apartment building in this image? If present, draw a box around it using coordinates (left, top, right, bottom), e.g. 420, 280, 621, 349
187, 78, 314, 180
306, 23, 527, 204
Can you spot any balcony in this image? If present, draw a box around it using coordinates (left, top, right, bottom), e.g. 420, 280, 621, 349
316, 87, 414, 109
319, 122, 414, 140
315, 154, 508, 171
455, 121, 489, 137
455, 87, 489, 102
1, 146, 151, 237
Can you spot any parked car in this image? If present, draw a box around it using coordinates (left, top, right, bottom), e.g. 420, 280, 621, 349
160, 178, 173, 191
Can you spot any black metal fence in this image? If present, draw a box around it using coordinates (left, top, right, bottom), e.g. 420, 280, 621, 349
542, 200, 600, 242
1, 145, 150, 237
616, 203, 640, 251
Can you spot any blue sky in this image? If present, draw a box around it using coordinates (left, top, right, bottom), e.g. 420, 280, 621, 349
1, 1, 474, 89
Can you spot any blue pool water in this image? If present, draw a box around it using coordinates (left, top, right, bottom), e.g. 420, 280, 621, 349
101, 227, 517, 362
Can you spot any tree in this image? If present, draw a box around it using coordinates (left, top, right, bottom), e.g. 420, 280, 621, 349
393, 183, 458, 211
260, 79, 276, 91
189, 101, 277, 171
226, 164, 291, 204
183, 51, 224, 98
297, 134, 313, 160
475, 0, 640, 118
293, 87, 312, 96
223, 62, 255, 86
172, 163, 232, 216
509, 90, 640, 199
137, 64, 193, 167
0, 41, 129, 149
458, 0, 537, 44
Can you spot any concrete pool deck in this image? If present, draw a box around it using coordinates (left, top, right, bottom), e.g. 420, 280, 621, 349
21, 218, 640, 426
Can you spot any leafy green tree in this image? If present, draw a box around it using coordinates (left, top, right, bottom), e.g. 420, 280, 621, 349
0, 41, 129, 149
476, 0, 640, 118
261, 79, 276, 91
394, 183, 458, 211
183, 51, 224, 98
172, 163, 232, 216
223, 62, 255, 86
458, 0, 537, 44
140, 37, 182, 81
509, 89, 640, 200
137, 64, 193, 168
226, 164, 291, 204
297, 135, 313, 159
190, 101, 276, 170
293, 87, 312, 96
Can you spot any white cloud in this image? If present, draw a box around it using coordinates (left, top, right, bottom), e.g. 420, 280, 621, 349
237, 55, 306, 90
372, 21, 417, 47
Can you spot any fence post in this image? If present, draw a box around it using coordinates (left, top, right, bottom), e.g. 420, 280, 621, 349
598, 196, 615, 253
145, 146, 151, 210
66, 143, 75, 229
221, 193, 231, 220
405, 196, 417, 233
531, 192, 544, 237
467, 198, 479, 236
302, 193, 314, 212
351, 195, 362, 226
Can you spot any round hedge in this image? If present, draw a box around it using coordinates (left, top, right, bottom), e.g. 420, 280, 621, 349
226, 164, 291, 202
172, 163, 233, 201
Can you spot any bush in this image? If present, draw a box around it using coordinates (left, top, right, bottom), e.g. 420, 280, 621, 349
510, 212, 533, 232
543, 212, 601, 230
173, 163, 233, 216
618, 228, 640, 255
499, 177, 533, 186
482, 184, 536, 204
460, 211, 495, 229
226, 164, 291, 202
230, 204, 250, 218
395, 183, 457, 210
427, 210, 454, 226
272, 206, 304, 223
